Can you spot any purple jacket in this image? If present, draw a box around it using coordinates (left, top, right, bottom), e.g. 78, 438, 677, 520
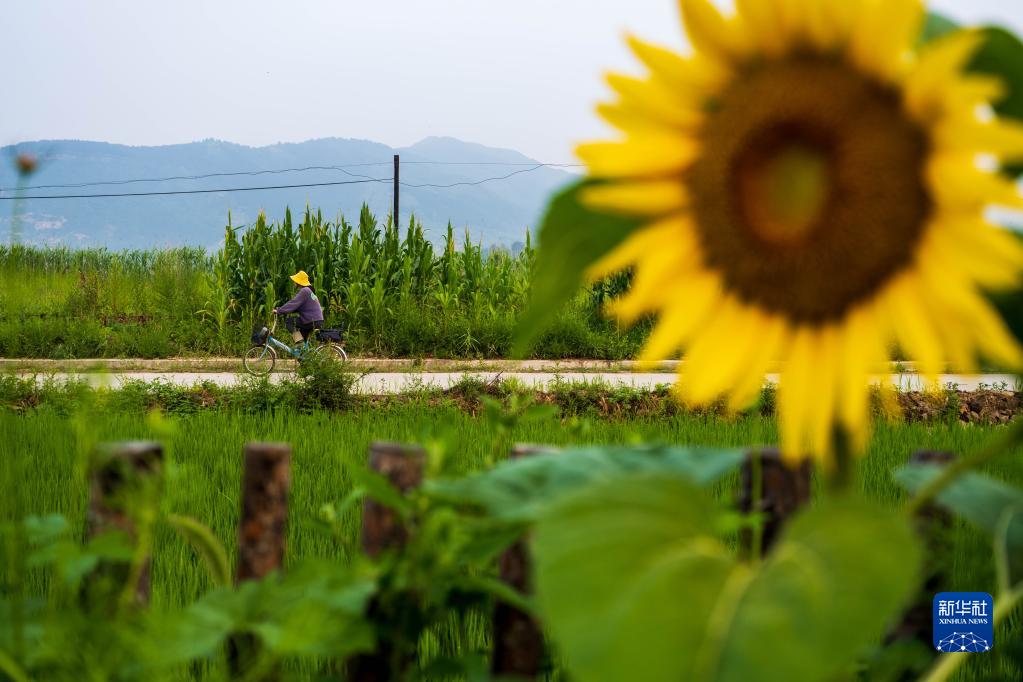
276, 286, 324, 324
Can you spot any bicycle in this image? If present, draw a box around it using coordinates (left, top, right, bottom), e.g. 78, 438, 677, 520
243, 314, 348, 376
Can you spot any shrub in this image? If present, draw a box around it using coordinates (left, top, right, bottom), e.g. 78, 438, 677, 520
293, 357, 358, 412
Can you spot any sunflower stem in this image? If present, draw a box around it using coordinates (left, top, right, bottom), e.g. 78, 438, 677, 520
906, 419, 1023, 516
827, 425, 854, 494
750, 449, 764, 566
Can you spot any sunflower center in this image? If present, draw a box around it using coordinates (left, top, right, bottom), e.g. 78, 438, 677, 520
687, 58, 931, 324
736, 132, 833, 245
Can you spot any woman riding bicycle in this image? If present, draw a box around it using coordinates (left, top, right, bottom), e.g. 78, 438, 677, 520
273, 270, 323, 342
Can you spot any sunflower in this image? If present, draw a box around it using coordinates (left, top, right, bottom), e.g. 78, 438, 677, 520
580, 0, 1023, 461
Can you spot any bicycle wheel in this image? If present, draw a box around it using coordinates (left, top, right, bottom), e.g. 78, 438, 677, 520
312, 343, 348, 363
243, 345, 277, 376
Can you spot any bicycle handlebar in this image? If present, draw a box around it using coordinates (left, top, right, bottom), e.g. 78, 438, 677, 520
268, 311, 297, 335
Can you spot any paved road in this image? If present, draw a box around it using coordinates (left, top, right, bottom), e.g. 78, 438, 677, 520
18, 371, 1019, 393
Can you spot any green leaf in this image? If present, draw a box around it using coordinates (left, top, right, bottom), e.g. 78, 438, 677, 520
971, 28, 1023, 121
248, 563, 375, 657
513, 180, 644, 356
458, 575, 535, 615
532, 475, 921, 682
0, 648, 30, 682
84, 531, 136, 562
155, 561, 375, 664
896, 463, 1023, 579
426, 445, 746, 522
352, 467, 412, 516
921, 12, 958, 43
22, 514, 69, 546
455, 518, 530, 565
26, 530, 134, 586
168, 514, 232, 589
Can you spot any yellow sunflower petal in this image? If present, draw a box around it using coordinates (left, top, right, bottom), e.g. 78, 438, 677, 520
638, 280, 722, 365
600, 73, 705, 131
610, 240, 707, 324
927, 153, 1023, 210
947, 76, 1005, 109
803, 0, 861, 49
916, 250, 1023, 370
933, 119, 1023, 162
884, 272, 945, 382
576, 135, 700, 178
849, 0, 923, 82
726, 311, 789, 412
581, 180, 689, 218
914, 76, 1005, 129
735, 0, 790, 56
585, 217, 688, 280
597, 102, 700, 136
626, 35, 730, 98
931, 306, 979, 373
925, 217, 1023, 291
678, 0, 751, 65
838, 303, 887, 450
779, 326, 816, 461
905, 29, 985, 120
964, 295, 1023, 370
912, 248, 981, 372
808, 325, 840, 457
681, 296, 763, 404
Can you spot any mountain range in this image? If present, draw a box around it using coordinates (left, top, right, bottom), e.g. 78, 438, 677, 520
0, 137, 577, 250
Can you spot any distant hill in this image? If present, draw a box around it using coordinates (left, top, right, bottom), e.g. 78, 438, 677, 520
0, 137, 576, 250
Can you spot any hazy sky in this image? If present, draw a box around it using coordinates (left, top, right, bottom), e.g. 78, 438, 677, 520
5, 0, 1023, 162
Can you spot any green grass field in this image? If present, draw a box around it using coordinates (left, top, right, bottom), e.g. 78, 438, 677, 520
3, 402, 1021, 680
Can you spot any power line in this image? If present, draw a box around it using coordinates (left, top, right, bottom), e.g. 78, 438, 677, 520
0, 160, 582, 192
400, 164, 548, 188
0, 178, 391, 201
0, 164, 390, 192
403, 161, 583, 167
0, 163, 568, 201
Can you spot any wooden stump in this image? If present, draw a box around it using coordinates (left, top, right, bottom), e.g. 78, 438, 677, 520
230, 442, 291, 680
361, 442, 424, 559
86, 441, 163, 607
236, 442, 292, 583
491, 444, 548, 678
350, 442, 425, 682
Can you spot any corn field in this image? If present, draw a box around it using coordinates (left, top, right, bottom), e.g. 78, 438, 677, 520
219, 206, 537, 355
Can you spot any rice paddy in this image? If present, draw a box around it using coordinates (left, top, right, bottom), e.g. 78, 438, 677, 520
3, 400, 1021, 680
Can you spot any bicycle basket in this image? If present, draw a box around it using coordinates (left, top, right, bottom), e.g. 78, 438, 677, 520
251, 326, 269, 344
319, 329, 343, 342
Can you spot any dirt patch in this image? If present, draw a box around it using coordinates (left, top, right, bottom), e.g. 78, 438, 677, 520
895, 390, 1021, 425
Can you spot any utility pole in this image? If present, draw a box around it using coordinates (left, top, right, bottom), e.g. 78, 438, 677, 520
393, 154, 400, 228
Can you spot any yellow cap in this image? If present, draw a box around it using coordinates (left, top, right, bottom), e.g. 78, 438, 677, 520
289, 270, 310, 287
